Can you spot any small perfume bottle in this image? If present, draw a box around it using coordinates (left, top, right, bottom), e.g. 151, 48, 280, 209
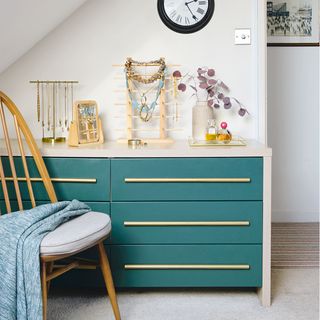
217, 121, 232, 143
206, 119, 218, 141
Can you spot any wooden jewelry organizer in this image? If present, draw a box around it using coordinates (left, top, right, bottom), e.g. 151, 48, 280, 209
30, 80, 78, 143
113, 58, 181, 144
68, 100, 104, 147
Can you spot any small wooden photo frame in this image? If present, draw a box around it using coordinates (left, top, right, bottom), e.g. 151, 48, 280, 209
68, 100, 104, 146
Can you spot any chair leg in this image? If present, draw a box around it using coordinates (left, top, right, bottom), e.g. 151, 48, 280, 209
97, 242, 121, 320
41, 261, 48, 320
47, 262, 54, 293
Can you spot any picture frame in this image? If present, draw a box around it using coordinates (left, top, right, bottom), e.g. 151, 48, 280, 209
267, 0, 319, 46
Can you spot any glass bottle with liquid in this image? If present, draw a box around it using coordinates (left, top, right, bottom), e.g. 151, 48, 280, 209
205, 119, 218, 141
217, 121, 232, 143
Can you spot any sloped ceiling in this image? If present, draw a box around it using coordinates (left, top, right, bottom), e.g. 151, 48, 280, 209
0, 0, 88, 74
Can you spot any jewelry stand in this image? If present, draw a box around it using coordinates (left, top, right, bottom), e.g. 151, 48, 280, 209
68, 100, 104, 147
30, 80, 78, 143
113, 59, 181, 144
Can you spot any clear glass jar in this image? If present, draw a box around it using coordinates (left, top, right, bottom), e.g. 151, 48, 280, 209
206, 119, 218, 141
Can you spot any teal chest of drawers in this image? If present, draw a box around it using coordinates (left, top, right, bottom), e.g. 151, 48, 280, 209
0, 141, 272, 306
110, 157, 263, 288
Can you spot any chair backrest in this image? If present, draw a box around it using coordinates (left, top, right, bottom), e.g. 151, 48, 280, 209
0, 91, 57, 214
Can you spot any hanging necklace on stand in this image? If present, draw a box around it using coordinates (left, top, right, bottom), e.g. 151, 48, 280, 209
125, 58, 166, 122
130, 80, 163, 122
41, 83, 45, 138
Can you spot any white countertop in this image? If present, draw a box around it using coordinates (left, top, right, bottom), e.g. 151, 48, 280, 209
0, 139, 272, 158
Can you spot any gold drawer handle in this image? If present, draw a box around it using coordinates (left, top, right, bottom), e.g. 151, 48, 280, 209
124, 178, 251, 183
4, 177, 97, 183
124, 264, 250, 270
50, 178, 97, 183
124, 221, 250, 227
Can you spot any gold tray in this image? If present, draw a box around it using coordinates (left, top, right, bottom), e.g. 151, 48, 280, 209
188, 136, 246, 147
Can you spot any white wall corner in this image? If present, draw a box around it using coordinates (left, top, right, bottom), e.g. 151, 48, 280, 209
272, 211, 319, 223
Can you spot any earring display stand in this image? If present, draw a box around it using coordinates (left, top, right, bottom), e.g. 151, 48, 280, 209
68, 100, 104, 147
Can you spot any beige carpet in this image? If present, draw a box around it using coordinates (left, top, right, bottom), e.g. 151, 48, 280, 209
49, 223, 319, 319
48, 268, 319, 320
272, 223, 319, 268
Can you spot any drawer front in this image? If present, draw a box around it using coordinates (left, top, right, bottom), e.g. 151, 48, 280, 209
111, 244, 262, 287
0, 157, 110, 202
111, 202, 262, 244
86, 202, 110, 214
0, 201, 110, 215
111, 158, 263, 201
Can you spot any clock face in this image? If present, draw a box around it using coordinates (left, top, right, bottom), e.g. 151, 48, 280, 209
158, 0, 215, 34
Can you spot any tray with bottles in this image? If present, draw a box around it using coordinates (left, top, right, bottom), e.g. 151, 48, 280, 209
189, 121, 246, 147
188, 136, 247, 147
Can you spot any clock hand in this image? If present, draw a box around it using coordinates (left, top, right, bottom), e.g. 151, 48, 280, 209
185, 2, 198, 21
186, 0, 198, 4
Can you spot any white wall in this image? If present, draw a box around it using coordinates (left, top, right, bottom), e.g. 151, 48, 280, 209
268, 47, 319, 222
0, 0, 259, 141
3, 0, 315, 223
0, 0, 87, 73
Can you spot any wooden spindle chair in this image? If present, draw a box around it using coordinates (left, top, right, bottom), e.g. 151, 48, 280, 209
0, 91, 121, 320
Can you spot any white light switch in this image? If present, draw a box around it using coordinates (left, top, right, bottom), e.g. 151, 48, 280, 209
235, 29, 251, 45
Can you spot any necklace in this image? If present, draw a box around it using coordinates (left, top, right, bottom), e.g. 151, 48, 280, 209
125, 58, 166, 122
125, 58, 166, 84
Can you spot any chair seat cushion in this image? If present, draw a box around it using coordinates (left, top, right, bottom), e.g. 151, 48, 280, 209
40, 211, 111, 256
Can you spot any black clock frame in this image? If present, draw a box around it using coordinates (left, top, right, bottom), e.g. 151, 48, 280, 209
157, 0, 215, 34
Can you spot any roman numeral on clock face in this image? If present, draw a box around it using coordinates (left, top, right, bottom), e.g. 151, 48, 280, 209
197, 8, 205, 15
170, 10, 177, 19
199, 1, 207, 5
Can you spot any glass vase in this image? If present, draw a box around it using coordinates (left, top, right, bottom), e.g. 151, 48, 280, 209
192, 101, 214, 140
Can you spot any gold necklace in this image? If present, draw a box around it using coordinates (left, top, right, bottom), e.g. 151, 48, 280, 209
125, 58, 166, 84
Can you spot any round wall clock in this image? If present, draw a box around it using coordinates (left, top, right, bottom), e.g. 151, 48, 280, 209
157, 0, 215, 34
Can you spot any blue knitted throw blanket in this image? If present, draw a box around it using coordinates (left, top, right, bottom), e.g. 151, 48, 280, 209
0, 200, 90, 320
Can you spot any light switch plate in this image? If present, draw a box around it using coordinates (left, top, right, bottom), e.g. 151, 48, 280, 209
235, 29, 251, 45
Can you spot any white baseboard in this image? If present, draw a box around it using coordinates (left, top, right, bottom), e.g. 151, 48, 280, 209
272, 211, 319, 222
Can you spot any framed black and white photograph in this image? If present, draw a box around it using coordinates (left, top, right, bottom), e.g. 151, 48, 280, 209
267, 0, 319, 46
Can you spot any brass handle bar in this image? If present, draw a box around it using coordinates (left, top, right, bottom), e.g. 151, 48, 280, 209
124, 264, 250, 270
4, 177, 97, 183
124, 178, 251, 183
124, 221, 250, 227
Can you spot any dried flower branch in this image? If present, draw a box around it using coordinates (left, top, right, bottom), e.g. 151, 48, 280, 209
173, 67, 249, 117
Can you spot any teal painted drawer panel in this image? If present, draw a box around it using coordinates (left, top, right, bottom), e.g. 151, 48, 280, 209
111, 202, 262, 244
86, 202, 110, 214
111, 158, 263, 201
111, 244, 262, 287
0, 201, 110, 215
0, 157, 110, 202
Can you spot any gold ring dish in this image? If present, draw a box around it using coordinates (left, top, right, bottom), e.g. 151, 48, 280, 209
42, 137, 66, 143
